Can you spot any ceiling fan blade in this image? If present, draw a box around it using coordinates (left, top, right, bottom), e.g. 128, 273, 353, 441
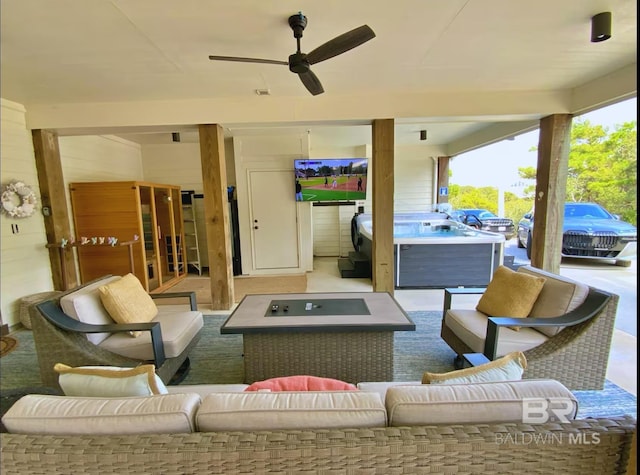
306, 25, 375, 65
208, 55, 288, 66
298, 70, 324, 96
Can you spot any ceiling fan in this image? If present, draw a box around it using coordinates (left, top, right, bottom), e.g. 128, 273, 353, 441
208, 12, 375, 96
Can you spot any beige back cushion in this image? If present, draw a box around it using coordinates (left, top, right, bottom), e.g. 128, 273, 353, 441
386, 379, 577, 426
2, 393, 201, 435
197, 391, 387, 431
518, 266, 589, 337
59, 276, 121, 344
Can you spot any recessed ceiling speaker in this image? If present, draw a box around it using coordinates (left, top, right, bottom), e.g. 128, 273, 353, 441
591, 12, 612, 43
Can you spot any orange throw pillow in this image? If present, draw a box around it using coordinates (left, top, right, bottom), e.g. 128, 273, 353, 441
245, 375, 357, 392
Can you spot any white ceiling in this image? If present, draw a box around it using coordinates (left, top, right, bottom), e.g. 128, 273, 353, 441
1, 0, 637, 149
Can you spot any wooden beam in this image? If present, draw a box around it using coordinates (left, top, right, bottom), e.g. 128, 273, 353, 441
531, 114, 572, 274
371, 119, 395, 294
198, 124, 234, 309
32, 129, 79, 290
437, 156, 450, 205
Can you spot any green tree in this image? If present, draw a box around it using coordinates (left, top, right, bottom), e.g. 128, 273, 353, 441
517, 119, 636, 225
570, 120, 637, 223
449, 185, 532, 225
450, 119, 636, 226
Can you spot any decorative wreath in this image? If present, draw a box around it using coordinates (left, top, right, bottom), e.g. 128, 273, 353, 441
1, 181, 38, 218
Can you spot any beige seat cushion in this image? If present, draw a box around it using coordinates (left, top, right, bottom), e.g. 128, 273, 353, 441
518, 266, 589, 337
386, 379, 577, 426
59, 276, 121, 345
445, 309, 547, 356
99, 307, 203, 360
2, 393, 201, 435
196, 391, 386, 431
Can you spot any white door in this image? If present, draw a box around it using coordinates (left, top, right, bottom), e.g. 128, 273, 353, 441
249, 170, 299, 270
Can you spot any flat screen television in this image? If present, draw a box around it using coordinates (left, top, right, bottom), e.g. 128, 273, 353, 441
294, 158, 368, 202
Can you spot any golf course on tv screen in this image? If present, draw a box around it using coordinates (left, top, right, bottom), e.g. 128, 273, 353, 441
294, 158, 368, 202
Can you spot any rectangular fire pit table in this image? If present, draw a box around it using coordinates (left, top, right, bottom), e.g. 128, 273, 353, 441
220, 292, 415, 383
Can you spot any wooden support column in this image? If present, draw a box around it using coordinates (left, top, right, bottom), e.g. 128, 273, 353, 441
436, 156, 450, 205
199, 124, 234, 309
371, 119, 395, 294
531, 114, 572, 274
32, 129, 79, 290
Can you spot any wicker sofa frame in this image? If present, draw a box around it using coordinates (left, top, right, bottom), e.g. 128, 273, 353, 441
441, 275, 618, 390
28, 278, 202, 389
0, 416, 636, 474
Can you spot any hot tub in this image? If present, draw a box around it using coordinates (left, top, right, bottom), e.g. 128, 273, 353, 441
353, 212, 505, 288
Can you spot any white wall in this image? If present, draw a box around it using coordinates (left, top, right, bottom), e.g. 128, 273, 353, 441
0, 99, 146, 328
60, 136, 143, 183
394, 145, 436, 213
312, 206, 340, 256
0, 99, 53, 328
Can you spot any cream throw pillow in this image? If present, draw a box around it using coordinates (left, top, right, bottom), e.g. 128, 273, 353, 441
99, 273, 158, 337
422, 351, 527, 384
54, 363, 168, 396
476, 266, 545, 330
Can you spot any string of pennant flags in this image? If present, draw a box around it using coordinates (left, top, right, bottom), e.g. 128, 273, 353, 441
58, 235, 140, 248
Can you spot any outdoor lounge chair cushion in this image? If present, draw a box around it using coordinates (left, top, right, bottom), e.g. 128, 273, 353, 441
98, 306, 203, 360
2, 393, 201, 435
519, 266, 590, 337
444, 308, 548, 357
196, 391, 386, 431
59, 275, 121, 345
385, 379, 577, 426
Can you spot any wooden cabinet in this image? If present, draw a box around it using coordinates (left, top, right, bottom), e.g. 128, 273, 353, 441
69, 181, 186, 292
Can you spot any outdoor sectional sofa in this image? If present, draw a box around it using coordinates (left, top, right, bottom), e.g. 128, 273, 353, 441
1, 379, 636, 474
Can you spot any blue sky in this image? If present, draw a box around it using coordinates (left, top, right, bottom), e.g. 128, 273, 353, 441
450, 97, 637, 190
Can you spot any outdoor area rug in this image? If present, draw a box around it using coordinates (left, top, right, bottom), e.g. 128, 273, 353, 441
0, 311, 636, 420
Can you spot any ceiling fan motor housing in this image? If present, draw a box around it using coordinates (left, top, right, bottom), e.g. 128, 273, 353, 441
288, 53, 310, 74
